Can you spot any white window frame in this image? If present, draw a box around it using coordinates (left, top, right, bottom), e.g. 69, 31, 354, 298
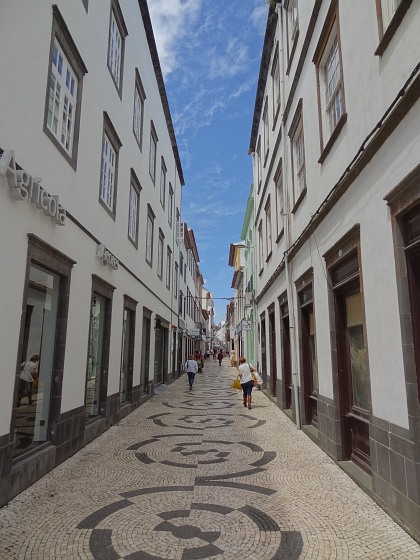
258, 221, 263, 273
263, 100, 269, 162
380, 0, 402, 30
44, 9, 87, 169
107, 2, 127, 95
288, 0, 299, 46
292, 119, 306, 203
256, 138, 262, 192
320, 29, 344, 141
47, 39, 78, 156
133, 71, 145, 150
274, 163, 284, 239
271, 47, 280, 121
168, 183, 174, 227
157, 230, 164, 280
166, 247, 172, 290
128, 179, 140, 247
174, 262, 179, 299
146, 207, 154, 266
265, 198, 272, 258
100, 133, 116, 212
149, 122, 158, 184
160, 158, 167, 209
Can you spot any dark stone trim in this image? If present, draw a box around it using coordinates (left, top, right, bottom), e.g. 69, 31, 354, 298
318, 113, 347, 164
291, 186, 307, 214
375, 0, 413, 57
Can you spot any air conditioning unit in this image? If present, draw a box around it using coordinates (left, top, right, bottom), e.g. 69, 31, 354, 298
176, 221, 185, 242
244, 291, 254, 306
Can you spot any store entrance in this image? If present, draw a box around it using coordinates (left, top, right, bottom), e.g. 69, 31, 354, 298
14, 265, 60, 456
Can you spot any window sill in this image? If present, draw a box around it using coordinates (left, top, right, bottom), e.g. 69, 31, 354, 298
272, 105, 281, 131
265, 251, 272, 263
291, 186, 307, 214
99, 198, 116, 221
128, 235, 138, 250
258, 268, 264, 277
275, 228, 284, 244
318, 113, 347, 164
263, 150, 270, 168
375, 0, 413, 57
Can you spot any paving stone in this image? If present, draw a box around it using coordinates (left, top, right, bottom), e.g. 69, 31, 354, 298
0, 361, 419, 559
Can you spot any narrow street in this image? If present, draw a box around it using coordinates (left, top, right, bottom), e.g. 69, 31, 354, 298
0, 359, 418, 560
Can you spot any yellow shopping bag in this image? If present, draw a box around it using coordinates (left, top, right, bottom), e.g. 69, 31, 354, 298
230, 377, 242, 390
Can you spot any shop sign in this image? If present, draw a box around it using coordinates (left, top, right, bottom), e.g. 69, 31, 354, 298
96, 243, 118, 270
242, 320, 252, 331
0, 150, 66, 225
189, 328, 200, 336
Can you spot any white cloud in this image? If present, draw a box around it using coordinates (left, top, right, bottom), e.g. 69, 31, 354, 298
209, 38, 249, 79
250, 2, 268, 34
148, 0, 202, 76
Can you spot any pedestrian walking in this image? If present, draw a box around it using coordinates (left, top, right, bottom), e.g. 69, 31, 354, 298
237, 356, 256, 410
212, 350, 216, 361
217, 350, 224, 366
195, 351, 203, 372
17, 354, 39, 407
185, 354, 198, 390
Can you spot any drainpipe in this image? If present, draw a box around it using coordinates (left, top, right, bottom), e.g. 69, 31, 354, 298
277, 2, 301, 429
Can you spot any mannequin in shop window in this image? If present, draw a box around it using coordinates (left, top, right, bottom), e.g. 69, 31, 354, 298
17, 354, 39, 407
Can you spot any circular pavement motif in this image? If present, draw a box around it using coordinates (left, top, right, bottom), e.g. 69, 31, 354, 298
147, 412, 266, 430
77, 486, 303, 560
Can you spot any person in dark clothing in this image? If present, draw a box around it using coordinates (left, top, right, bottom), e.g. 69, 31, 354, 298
217, 350, 224, 366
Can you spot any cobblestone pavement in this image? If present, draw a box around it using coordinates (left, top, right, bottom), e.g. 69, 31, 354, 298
0, 361, 419, 559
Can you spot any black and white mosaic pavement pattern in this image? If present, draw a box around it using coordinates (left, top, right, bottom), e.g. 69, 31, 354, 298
0, 362, 419, 559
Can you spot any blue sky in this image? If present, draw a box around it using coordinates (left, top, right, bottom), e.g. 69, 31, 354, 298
148, 0, 267, 323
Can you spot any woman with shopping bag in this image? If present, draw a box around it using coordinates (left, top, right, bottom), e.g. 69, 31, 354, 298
237, 356, 256, 410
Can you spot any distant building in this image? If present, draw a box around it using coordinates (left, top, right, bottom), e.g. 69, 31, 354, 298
248, 0, 420, 540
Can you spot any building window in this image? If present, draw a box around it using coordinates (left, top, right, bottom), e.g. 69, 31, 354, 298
166, 247, 172, 290
274, 162, 284, 240
44, 7, 87, 169
149, 122, 158, 184
375, 0, 412, 56
168, 183, 174, 227
146, 205, 155, 266
160, 158, 167, 209
263, 99, 269, 163
107, 0, 127, 96
265, 197, 272, 260
313, 4, 346, 161
271, 46, 280, 123
174, 262, 179, 299
258, 221, 263, 273
179, 290, 183, 315
286, 0, 299, 67
120, 298, 136, 405
82, 0, 89, 12
99, 113, 122, 217
176, 208, 180, 244
157, 230, 164, 279
288, 101, 306, 210
256, 137, 262, 192
133, 70, 145, 150
128, 169, 141, 247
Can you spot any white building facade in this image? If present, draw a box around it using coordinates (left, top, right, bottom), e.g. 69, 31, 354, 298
0, 0, 189, 506
249, 0, 420, 539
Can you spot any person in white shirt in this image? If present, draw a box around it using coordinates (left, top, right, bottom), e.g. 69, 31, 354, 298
185, 354, 198, 390
237, 356, 256, 410
17, 354, 39, 406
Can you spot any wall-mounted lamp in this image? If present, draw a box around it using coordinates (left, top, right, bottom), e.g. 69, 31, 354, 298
155, 318, 161, 330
